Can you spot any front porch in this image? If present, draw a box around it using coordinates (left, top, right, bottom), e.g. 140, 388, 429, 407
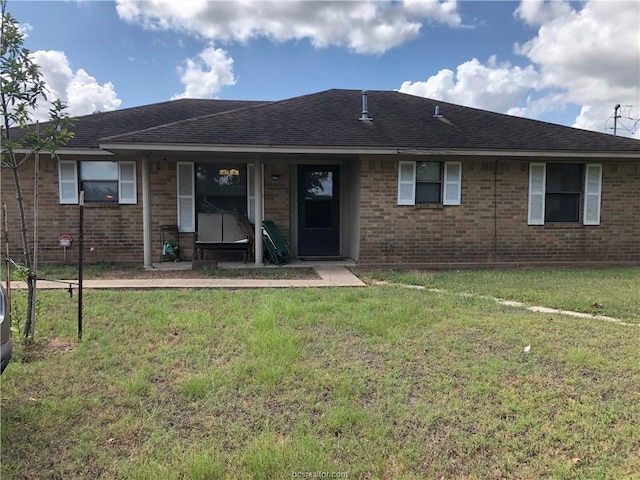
142, 155, 361, 268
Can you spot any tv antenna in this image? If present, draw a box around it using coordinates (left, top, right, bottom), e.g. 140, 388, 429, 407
605, 104, 639, 136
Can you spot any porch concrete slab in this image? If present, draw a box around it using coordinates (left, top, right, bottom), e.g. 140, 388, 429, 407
216, 259, 357, 269
11, 266, 365, 290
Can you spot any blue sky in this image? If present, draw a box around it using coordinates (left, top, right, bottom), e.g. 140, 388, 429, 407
10, 0, 640, 138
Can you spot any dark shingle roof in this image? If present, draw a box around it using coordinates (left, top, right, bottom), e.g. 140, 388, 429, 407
10, 98, 264, 149
100, 90, 640, 154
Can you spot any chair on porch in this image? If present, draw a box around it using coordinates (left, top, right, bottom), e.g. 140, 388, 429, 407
262, 220, 290, 265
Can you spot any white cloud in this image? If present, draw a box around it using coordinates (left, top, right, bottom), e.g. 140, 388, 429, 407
514, 0, 572, 26
18, 22, 33, 38
399, 0, 640, 137
399, 56, 538, 113
30, 50, 121, 121
514, 0, 639, 134
172, 46, 236, 99
116, 0, 462, 54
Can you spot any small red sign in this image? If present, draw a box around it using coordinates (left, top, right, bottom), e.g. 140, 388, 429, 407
59, 234, 72, 248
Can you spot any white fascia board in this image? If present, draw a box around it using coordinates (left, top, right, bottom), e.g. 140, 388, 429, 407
97, 143, 640, 159
12, 148, 114, 156
398, 149, 640, 159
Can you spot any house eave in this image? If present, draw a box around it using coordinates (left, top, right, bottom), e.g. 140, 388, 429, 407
398, 148, 640, 159
11, 148, 114, 156
96, 142, 640, 159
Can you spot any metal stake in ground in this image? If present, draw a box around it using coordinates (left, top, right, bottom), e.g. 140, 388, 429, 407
78, 191, 84, 341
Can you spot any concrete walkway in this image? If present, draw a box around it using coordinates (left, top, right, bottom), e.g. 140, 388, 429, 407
374, 281, 637, 327
11, 266, 366, 290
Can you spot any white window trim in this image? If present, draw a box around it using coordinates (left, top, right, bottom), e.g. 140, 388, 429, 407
583, 164, 602, 226
58, 160, 139, 205
58, 160, 78, 204
528, 162, 603, 226
528, 163, 546, 225
177, 162, 195, 233
443, 161, 462, 206
398, 160, 462, 206
397, 161, 417, 205
118, 161, 137, 204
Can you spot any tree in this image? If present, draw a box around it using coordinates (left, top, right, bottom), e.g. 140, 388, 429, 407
1, 0, 74, 338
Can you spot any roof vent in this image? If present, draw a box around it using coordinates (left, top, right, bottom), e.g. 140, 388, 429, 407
360, 90, 372, 121
433, 106, 442, 117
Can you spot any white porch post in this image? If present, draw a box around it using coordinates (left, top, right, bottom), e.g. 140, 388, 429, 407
254, 157, 264, 265
142, 154, 153, 269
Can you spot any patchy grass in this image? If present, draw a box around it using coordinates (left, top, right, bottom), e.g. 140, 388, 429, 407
2, 281, 639, 479
358, 267, 640, 324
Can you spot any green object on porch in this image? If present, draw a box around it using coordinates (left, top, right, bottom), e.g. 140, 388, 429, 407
163, 241, 179, 260
262, 220, 289, 265
160, 225, 180, 262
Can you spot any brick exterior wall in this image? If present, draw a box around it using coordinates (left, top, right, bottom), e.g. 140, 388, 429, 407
1, 155, 148, 264
2, 155, 638, 267
358, 156, 640, 265
263, 163, 291, 240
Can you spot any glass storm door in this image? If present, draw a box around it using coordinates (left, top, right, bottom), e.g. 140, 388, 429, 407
297, 165, 340, 257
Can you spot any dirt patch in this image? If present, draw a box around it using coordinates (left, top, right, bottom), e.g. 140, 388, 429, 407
92, 269, 212, 280
48, 338, 75, 352
85, 267, 320, 281
18, 337, 77, 363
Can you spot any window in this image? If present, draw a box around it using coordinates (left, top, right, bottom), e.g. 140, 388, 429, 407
545, 164, 582, 222
58, 160, 136, 204
416, 162, 442, 203
196, 163, 247, 213
80, 161, 118, 202
397, 161, 461, 206
177, 162, 263, 232
528, 163, 602, 225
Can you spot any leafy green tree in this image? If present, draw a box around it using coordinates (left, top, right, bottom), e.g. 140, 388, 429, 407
1, 0, 74, 338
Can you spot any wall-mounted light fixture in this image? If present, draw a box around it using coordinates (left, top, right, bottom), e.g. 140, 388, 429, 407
271, 173, 281, 181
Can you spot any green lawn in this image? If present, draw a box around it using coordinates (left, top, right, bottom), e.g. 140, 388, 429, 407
2, 269, 639, 479
359, 266, 640, 324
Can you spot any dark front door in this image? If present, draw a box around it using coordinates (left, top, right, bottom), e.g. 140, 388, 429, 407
298, 165, 340, 257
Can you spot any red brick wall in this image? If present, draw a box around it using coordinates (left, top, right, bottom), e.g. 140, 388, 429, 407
358, 157, 640, 265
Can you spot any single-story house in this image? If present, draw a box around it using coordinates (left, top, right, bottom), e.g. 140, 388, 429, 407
2, 89, 639, 268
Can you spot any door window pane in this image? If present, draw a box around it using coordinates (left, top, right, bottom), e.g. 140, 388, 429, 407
304, 170, 333, 227
305, 171, 333, 199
